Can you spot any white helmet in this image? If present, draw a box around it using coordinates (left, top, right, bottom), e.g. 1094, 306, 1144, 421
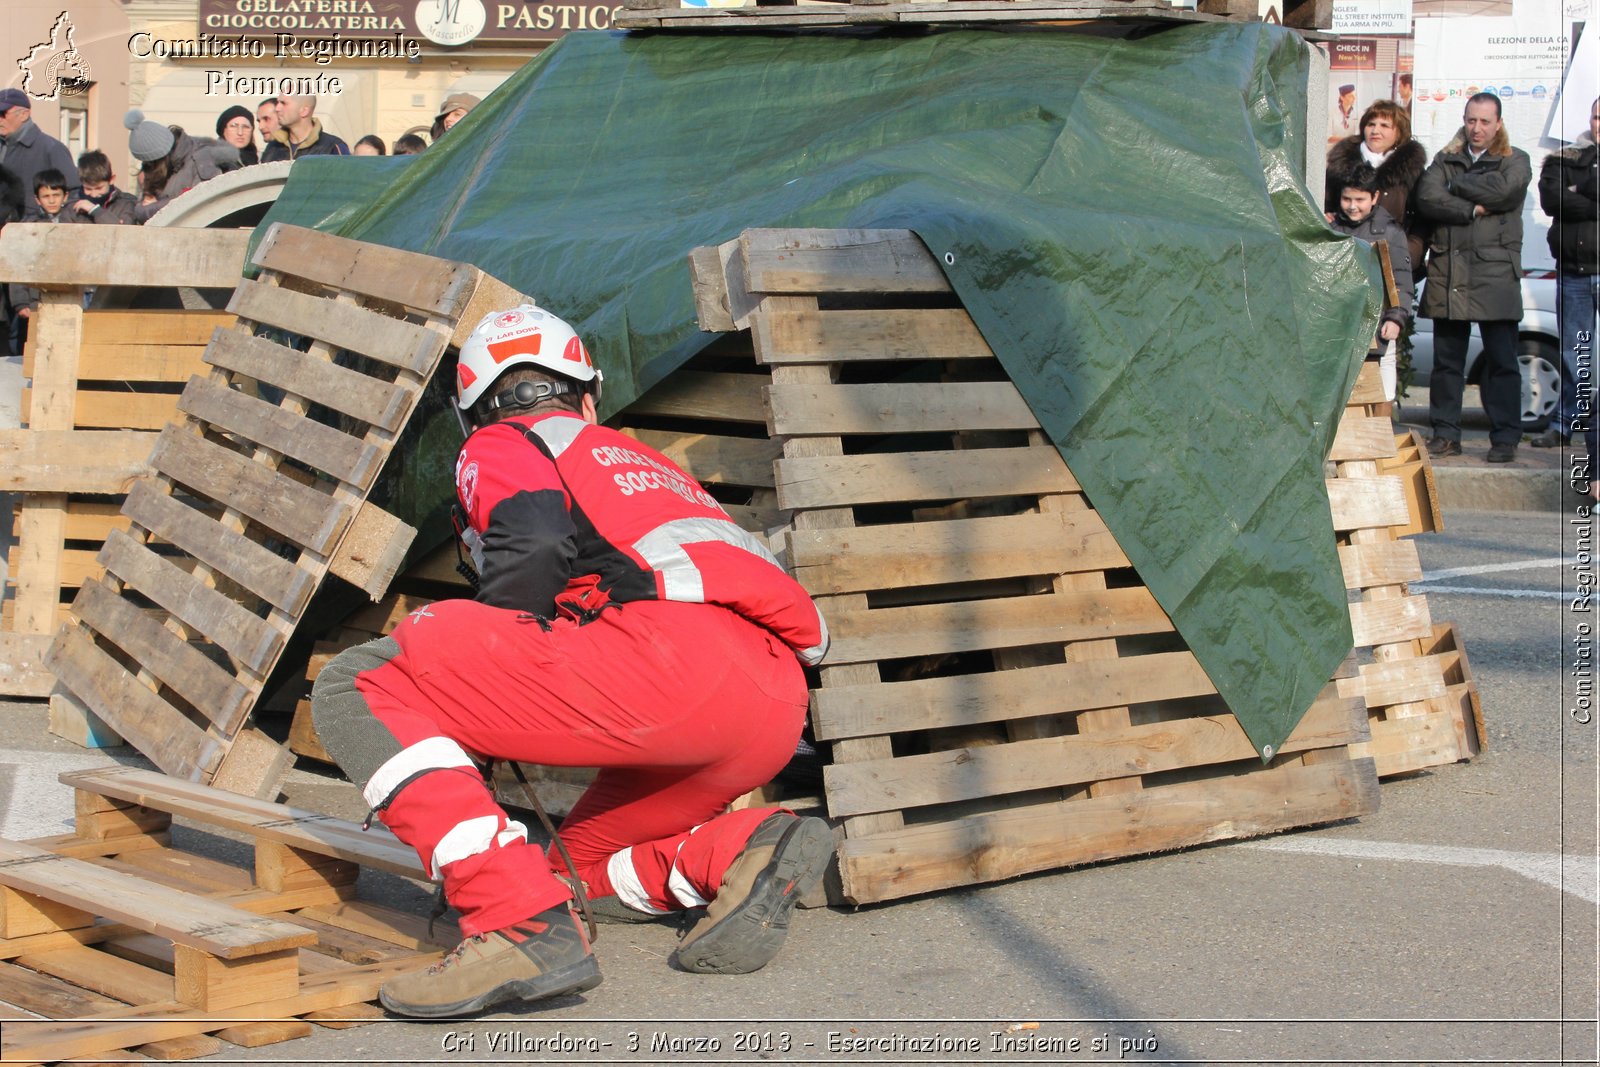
455, 304, 602, 413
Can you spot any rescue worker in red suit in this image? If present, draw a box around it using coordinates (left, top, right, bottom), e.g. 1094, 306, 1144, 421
311, 305, 832, 1018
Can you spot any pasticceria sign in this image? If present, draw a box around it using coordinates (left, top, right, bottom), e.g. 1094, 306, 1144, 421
197, 0, 625, 45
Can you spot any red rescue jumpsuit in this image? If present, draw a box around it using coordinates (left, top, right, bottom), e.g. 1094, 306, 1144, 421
323, 411, 828, 937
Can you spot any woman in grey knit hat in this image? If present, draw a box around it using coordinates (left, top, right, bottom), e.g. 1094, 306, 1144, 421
125, 109, 240, 223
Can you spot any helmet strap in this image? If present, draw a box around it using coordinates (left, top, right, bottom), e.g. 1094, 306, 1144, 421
480, 378, 579, 417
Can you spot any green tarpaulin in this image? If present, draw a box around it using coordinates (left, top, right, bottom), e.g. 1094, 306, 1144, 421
259, 21, 1380, 757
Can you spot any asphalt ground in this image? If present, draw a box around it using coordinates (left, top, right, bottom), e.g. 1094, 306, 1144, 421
0, 508, 1593, 1066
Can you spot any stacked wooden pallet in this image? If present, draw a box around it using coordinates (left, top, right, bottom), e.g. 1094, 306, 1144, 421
617, 0, 1226, 31
1330, 365, 1484, 776
31, 224, 528, 798
0, 766, 448, 1064
0, 226, 250, 706
692, 227, 1382, 905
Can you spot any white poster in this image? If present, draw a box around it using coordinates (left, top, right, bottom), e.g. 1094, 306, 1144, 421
1331, 0, 1414, 34
1547, 20, 1599, 143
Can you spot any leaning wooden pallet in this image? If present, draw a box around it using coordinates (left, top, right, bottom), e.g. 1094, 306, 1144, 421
0, 225, 250, 705
0, 766, 447, 1065
693, 228, 1382, 905
40, 224, 529, 799
1328, 363, 1484, 776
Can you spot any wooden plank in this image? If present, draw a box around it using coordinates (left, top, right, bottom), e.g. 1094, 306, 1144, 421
836, 757, 1379, 904
208, 728, 294, 801
1326, 475, 1410, 531
150, 428, 352, 556
0, 959, 125, 1018
753, 307, 993, 364
70, 579, 254, 735
17, 946, 174, 1006
251, 224, 473, 317
72, 345, 210, 382
1351, 711, 1462, 777
776, 445, 1077, 509
625, 370, 769, 424
7, 543, 98, 588
621, 428, 781, 488
1358, 655, 1449, 709
0, 888, 95, 938
51, 500, 133, 542
786, 509, 1128, 595
202, 329, 409, 433
0, 632, 54, 698
812, 650, 1219, 741
177, 376, 382, 489
1348, 359, 1387, 406
0, 430, 154, 492
44, 627, 222, 781
0, 842, 314, 959
767, 381, 1036, 435
121, 481, 317, 616
80, 309, 235, 347
1337, 539, 1423, 589
138, 1033, 227, 1060
826, 689, 1365, 817
325, 502, 416, 601
689, 239, 739, 332
96, 528, 284, 674
823, 586, 1173, 665
1329, 413, 1400, 462
228, 278, 447, 374
1349, 594, 1433, 647
740, 228, 949, 294
174, 945, 299, 1010
59, 767, 424, 879
0, 955, 428, 1064
0, 224, 248, 288
21, 388, 183, 431
216, 1019, 314, 1048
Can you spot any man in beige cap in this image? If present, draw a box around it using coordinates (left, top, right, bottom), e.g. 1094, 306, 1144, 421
432, 93, 481, 140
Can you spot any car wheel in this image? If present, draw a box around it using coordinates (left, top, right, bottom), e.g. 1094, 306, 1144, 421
1519, 335, 1560, 432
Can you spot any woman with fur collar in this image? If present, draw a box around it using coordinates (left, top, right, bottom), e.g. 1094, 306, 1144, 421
1326, 99, 1428, 268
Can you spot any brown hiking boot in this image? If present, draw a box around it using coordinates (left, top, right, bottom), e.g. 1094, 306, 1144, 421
379, 902, 600, 1018
672, 813, 832, 975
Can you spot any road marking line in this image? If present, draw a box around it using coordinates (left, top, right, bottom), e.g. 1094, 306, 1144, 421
1244, 838, 1598, 904
1414, 556, 1567, 582
1413, 585, 1570, 600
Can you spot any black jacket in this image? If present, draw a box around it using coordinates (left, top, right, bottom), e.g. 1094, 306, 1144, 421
261, 120, 350, 163
1331, 204, 1413, 331
1415, 133, 1533, 322
1539, 137, 1598, 275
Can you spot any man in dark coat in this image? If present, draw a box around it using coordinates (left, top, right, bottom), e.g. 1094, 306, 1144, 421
260, 95, 349, 162
0, 88, 78, 199
1415, 92, 1533, 463
1531, 97, 1599, 449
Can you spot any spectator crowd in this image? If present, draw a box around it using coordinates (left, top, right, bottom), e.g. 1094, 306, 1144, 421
1, 88, 481, 354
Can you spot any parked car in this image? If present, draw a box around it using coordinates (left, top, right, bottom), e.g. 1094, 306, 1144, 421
1407, 271, 1561, 431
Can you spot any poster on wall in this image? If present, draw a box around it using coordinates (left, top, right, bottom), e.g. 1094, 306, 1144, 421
1411, 0, 1582, 266
1326, 37, 1415, 145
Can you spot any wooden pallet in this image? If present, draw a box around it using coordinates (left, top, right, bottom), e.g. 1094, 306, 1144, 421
1329, 364, 1484, 776
39, 224, 528, 798
691, 228, 1380, 905
618, 0, 1229, 31
0, 226, 252, 704
0, 765, 447, 1065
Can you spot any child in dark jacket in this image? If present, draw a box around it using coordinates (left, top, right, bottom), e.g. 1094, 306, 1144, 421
8, 168, 88, 354
70, 150, 139, 225
1330, 163, 1412, 403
